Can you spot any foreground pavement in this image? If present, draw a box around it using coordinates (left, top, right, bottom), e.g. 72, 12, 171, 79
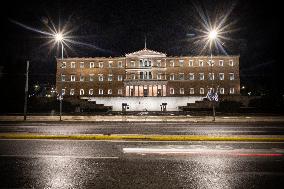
1, 139, 284, 188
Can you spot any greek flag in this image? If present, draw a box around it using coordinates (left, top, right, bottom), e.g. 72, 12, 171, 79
206, 90, 218, 102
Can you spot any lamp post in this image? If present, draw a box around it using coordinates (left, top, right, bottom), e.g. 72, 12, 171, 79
208, 29, 218, 121
55, 33, 64, 121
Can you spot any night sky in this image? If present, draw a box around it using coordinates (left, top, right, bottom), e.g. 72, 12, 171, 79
0, 0, 280, 111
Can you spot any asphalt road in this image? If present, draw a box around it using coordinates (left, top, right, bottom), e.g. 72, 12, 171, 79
0, 139, 284, 188
0, 122, 284, 136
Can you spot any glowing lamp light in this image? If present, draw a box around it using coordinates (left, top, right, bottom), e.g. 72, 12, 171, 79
208, 29, 218, 40
55, 33, 63, 42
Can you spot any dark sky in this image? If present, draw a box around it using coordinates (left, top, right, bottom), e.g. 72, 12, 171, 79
0, 0, 281, 110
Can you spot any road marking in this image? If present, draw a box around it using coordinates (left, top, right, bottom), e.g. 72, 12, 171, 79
0, 154, 119, 159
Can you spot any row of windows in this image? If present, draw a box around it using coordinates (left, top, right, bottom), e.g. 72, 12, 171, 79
61, 87, 235, 96
61, 59, 235, 69
61, 73, 236, 82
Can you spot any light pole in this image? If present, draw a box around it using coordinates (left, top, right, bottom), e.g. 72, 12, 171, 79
55, 33, 64, 121
208, 29, 218, 121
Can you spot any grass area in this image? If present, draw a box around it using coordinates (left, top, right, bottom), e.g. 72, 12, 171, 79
1, 134, 284, 142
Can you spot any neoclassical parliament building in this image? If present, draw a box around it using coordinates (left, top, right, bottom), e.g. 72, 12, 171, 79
56, 47, 240, 111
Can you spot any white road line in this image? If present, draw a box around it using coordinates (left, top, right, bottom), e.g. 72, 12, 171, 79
0, 154, 119, 159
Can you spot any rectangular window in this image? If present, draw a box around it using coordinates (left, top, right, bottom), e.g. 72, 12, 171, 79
230, 88, 235, 94
179, 73, 184, 80
157, 73, 162, 80
89, 89, 93, 95
199, 60, 204, 67
219, 73, 224, 80
61, 89, 65, 96
108, 89, 112, 94
180, 88, 184, 94
99, 89, 103, 95
200, 88, 204, 94
118, 75, 123, 81
80, 75, 84, 81
71, 62, 76, 68
170, 60, 174, 67
109, 62, 113, 68
99, 62, 103, 68
189, 73, 194, 80
98, 74, 103, 81
220, 88, 224, 94
131, 61, 135, 67
229, 60, 234, 66
70, 89, 74, 95
170, 88, 174, 94
90, 62, 95, 68
229, 73, 235, 80
118, 61, 123, 68
157, 60, 161, 67
209, 73, 214, 80
71, 75, 76, 81
89, 74, 94, 81
189, 60, 193, 67
80, 62, 84, 68
118, 89, 122, 95
219, 60, 224, 66
80, 89, 84, 95
170, 74, 175, 80
190, 88, 194, 94
61, 62, 66, 68
108, 74, 113, 81
179, 60, 184, 67
61, 74, 66, 81
199, 73, 204, 80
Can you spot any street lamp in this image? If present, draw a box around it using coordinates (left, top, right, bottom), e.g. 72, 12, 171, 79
54, 32, 64, 121
208, 29, 218, 121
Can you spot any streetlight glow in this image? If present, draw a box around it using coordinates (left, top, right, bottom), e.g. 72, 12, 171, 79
55, 33, 63, 42
208, 29, 218, 41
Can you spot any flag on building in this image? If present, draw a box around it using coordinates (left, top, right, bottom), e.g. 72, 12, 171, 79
206, 90, 218, 102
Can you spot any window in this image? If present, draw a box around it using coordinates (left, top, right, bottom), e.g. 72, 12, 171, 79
170, 60, 174, 67
61, 62, 66, 68
89, 74, 94, 81
109, 62, 113, 68
70, 89, 74, 95
131, 74, 136, 80
118, 61, 123, 68
157, 73, 162, 80
80, 75, 85, 81
99, 89, 103, 95
209, 73, 214, 80
71, 62, 76, 68
89, 89, 93, 95
230, 88, 235, 94
219, 73, 224, 80
170, 88, 174, 94
71, 75, 76, 81
199, 73, 204, 80
108, 74, 113, 81
98, 74, 103, 81
219, 88, 224, 94
118, 89, 122, 95
108, 89, 112, 94
80, 62, 84, 68
190, 88, 194, 94
131, 61, 135, 67
180, 88, 184, 94
61, 74, 66, 81
189, 60, 193, 67
229, 60, 234, 66
219, 60, 224, 66
199, 60, 204, 67
90, 62, 95, 68
179, 60, 184, 67
170, 74, 175, 80
61, 89, 65, 96
99, 62, 103, 68
179, 73, 184, 80
80, 89, 84, 95
200, 88, 204, 94
157, 60, 161, 67
229, 73, 235, 80
118, 75, 123, 81
189, 73, 194, 80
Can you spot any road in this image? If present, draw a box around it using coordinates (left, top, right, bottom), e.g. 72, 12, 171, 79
0, 139, 284, 188
0, 122, 284, 136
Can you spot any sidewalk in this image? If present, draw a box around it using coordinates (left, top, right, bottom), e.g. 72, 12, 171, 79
0, 115, 284, 123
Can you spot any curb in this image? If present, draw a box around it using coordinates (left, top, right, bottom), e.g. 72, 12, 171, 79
1, 134, 284, 142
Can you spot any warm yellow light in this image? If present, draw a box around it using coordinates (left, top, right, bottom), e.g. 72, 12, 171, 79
208, 30, 218, 40
55, 33, 63, 42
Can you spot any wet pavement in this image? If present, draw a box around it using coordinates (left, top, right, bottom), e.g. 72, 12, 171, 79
1, 140, 284, 188
0, 122, 284, 136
